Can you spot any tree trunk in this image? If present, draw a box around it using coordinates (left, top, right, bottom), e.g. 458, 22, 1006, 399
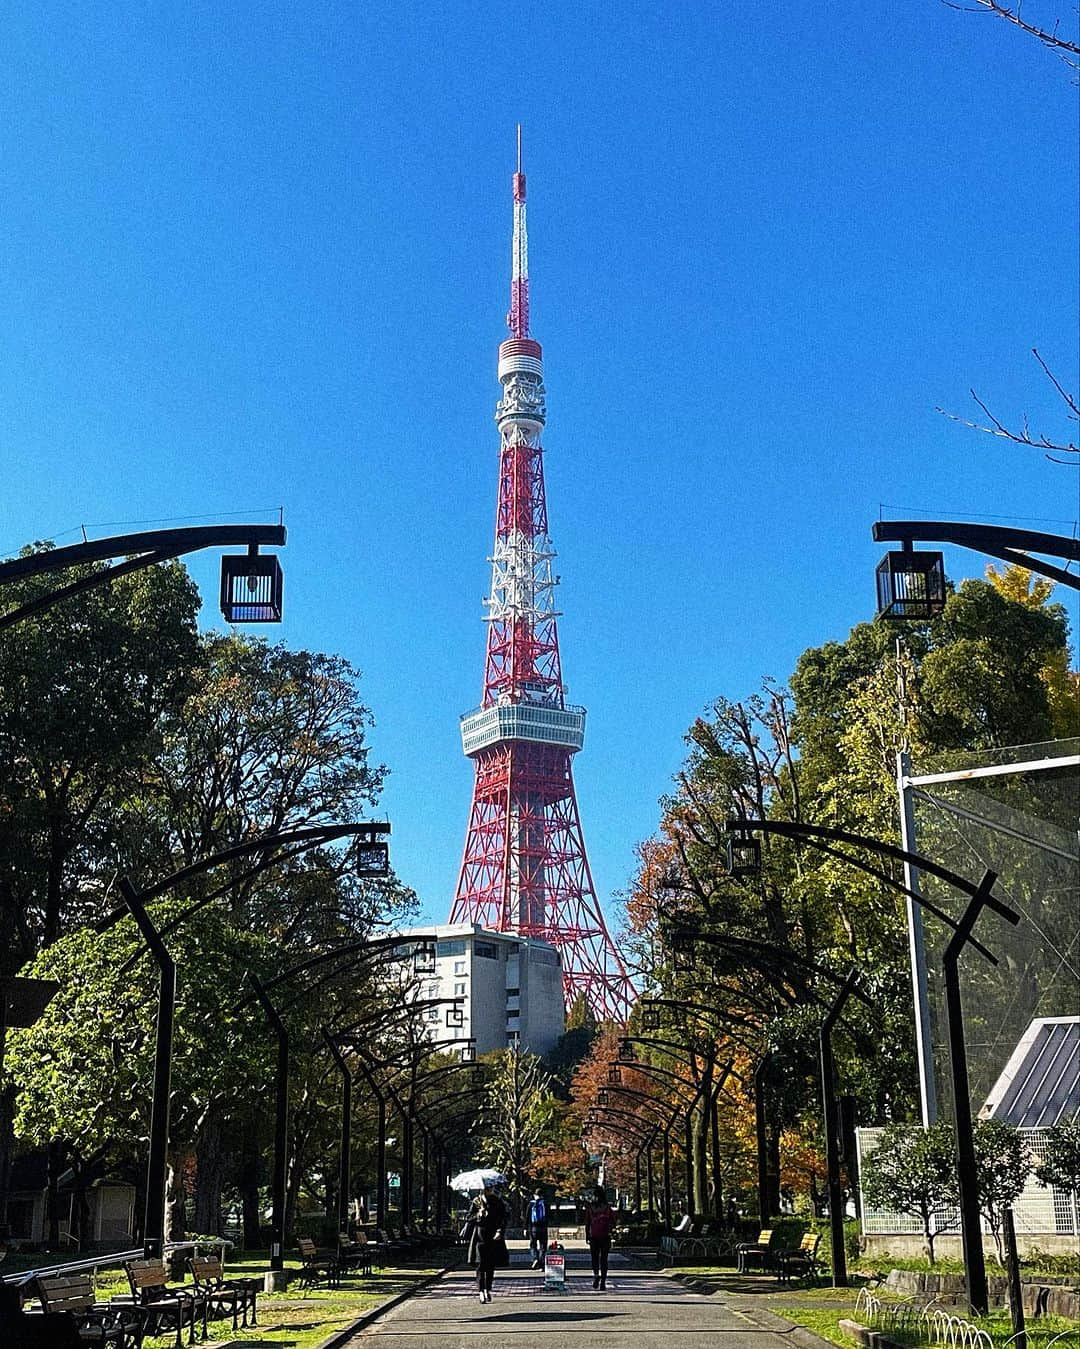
692, 1103, 710, 1216
240, 1127, 262, 1249
193, 1116, 226, 1235
768, 1128, 782, 1216
46, 1137, 63, 1247
165, 1155, 187, 1244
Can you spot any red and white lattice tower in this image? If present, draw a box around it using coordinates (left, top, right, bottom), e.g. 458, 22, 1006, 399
449, 130, 635, 1023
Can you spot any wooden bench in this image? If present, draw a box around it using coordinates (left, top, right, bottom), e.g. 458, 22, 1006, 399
123, 1259, 207, 1348
296, 1236, 340, 1289
35, 1272, 144, 1348
776, 1232, 822, 1284
336, 1231, 374, 1276
735, 1227, 774, 1273
188, 1254, 259, 1329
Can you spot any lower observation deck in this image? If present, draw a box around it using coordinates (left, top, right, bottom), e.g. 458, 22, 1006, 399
460, 699, 586, 756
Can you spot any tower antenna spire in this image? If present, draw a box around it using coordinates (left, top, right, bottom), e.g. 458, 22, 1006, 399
509, 127, 529, 338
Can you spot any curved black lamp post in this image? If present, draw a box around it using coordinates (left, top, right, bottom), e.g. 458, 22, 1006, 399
872, 520, 1080, 610
114, 822, 390, 1260
0, 522, 287, 630
728, 816, 1020, 1315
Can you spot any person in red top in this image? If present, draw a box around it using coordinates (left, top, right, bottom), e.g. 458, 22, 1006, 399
584, 1185, 616, 1289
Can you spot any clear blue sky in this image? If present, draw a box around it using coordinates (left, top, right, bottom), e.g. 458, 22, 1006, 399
2, 3, 1077, 931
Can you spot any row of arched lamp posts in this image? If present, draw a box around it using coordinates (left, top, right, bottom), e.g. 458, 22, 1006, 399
597, 790, 1021, 1315
585, 511, 1080, 1318
0, 523, 489, 1268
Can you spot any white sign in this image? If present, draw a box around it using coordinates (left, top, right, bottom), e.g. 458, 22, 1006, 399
544, 1252, 566, 1285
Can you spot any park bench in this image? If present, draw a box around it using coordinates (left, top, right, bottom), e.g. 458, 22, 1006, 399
660, 1216, 708, 1264
336, 1230, 374, 1276
188, 1254, 259, 1329
776, 1232, 822, 1284
122, 1258, 207, 1349
296, 1236, 340, 1289
35, 1271, 144, 1348
735, 1227, 774, 1273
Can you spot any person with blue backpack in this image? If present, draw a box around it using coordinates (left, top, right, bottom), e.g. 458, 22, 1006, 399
528, 1189, 548, 1269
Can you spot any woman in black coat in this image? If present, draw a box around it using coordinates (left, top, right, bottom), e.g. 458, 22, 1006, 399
465, 1184, 508, 1302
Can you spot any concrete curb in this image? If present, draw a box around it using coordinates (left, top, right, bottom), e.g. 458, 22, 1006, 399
313, 1262, 459, 1349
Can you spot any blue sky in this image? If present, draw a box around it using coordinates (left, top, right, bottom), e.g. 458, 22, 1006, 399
2, 2, 1077, 931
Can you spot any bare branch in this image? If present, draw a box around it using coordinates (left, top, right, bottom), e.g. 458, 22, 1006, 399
936, 349, 1080, 458
943, 0, 1080, 66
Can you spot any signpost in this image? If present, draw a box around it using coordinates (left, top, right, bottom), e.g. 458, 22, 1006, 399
544, 1243, 566, 1287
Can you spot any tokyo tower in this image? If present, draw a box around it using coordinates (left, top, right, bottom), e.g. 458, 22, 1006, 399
450, 130, 635, 1023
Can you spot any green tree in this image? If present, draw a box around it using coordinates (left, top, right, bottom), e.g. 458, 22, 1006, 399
1034, 1114, 1080, 1191
475, 1049, 556, 1222
973, 1119, 1032, 1265
7, 898, 276, 1242
1034, 1115, 1080, 1234
0, 552, 200, 967
861, 1122, 958, 1264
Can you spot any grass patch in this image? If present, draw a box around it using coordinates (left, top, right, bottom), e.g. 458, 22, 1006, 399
773, 1301, 861, 1346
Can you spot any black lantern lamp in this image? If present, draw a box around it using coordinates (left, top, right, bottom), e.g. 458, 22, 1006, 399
446, 1004, 465, 1030
668, 932, 696, 974
607, 1064, 622, 1085
725, 834, 761, 879
460, 1043, 476, 1064
617, 1037, 636, 1063
642, 1002, 662, 1032
875, 549, 946, 621
356, 830, 390, 878
597, 1087, 609, 1107
220, 546, 284, 623
413, 941, 437, 975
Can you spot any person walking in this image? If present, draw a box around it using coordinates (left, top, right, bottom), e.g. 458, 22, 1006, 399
528, 1189, 549, 1269
465, 1183, 508, 1303
585, 1185, 616, 1289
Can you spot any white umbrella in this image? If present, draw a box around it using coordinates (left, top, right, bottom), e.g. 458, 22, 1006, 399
450, 1168, 506, 1192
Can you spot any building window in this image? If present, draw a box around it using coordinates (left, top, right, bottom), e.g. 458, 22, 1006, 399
507, 1030, 520, 1044
437, 939, 466, 956
454, 982, 466, 996
506, 1011, 520, 1024
427, 1008, 440, 1022
506, 987, 520, 997
454, 960, 466, 976
475, 941, 499, 959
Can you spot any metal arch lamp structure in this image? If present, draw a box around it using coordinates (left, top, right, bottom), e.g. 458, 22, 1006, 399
584, 1093, 682, 1223
0, 522, 287, 630
872, 520, 1080, 619
727, 816, 1020, 1315
323, 1032, 478, 1242
112, 821, 391, 1261
343, 1034, 475, 1231
603, 1040, 732, 1225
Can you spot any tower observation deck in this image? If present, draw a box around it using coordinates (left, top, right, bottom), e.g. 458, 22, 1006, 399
449, 132, 635, 1024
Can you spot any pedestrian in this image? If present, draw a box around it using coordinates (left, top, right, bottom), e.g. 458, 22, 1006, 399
465, 1182, 509, 1303
584, 1185, 616, 1290
0, 1282, 81, 1348
528, 1189, 549, 1269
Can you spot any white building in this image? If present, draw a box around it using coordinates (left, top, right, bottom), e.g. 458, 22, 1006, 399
402, 923, 565, 1058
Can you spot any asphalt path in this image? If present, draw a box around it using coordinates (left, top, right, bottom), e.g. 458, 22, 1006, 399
351, 1243, 819, 1347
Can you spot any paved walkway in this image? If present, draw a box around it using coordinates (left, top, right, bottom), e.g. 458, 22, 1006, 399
349, 1243, 827, 1347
